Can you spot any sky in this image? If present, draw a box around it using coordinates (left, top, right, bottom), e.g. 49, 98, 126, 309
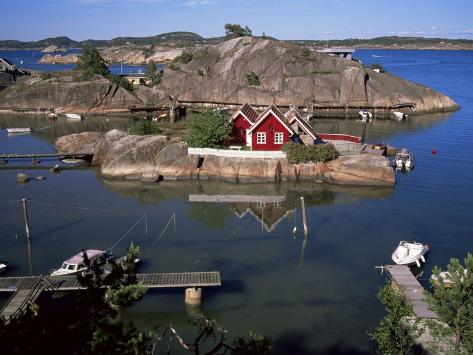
2, 0, 473, 41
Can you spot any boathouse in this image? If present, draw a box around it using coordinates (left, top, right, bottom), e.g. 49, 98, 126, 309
229, 102, 259, 146
0, 58, 16, 72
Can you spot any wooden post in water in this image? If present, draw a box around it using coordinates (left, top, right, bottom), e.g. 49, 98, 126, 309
300, 197, 308, 236
21, 198, 31, 240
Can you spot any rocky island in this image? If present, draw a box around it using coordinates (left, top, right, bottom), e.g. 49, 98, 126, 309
55, 130, 395, 187
0, 36, 458, 115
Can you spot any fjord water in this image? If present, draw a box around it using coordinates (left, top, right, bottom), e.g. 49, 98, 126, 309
1, 50, 472, 354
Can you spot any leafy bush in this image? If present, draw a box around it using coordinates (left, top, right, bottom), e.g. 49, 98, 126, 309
169, 61, 180, 71
175, 51, 193, 64
128, 116, 162, 135
371, 63, 385, 72
246, 71, 260, 86
109, 74, 134, 93
282, 143, 338, 164
186, 110, 230, 148
105, 283, 147, 307
41, 72, 51, 80
369, 282, 418, 355
145, 60, 163, 85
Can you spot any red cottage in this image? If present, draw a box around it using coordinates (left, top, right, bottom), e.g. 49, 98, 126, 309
248, 105, 294, 151
229, 103, 259, 146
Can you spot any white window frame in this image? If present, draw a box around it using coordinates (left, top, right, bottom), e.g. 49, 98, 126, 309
274, 132, 284, 144
256, 132, 266, 144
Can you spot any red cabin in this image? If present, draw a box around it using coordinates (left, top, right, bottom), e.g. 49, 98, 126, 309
229, 103, 258, 146
248, 105, 295, 151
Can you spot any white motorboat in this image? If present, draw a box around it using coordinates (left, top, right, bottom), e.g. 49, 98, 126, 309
358, 110, 372, 122
431, 269, 468, 288
65, 113, 83, 121
6, 127, 32, 134
394, 148, 414, 169
48, 112, 58, 120
393, 111, 408, 121
0, 260, 7, 274
51, 249, 112, 276
392, 241, 429, 267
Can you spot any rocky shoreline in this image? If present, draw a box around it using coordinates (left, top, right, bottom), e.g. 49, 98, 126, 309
55, 130, 396, 187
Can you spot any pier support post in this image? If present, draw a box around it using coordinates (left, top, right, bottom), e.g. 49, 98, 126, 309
300, 197, 308, 236
21, 198, 31, 240
185, 287, 202, 305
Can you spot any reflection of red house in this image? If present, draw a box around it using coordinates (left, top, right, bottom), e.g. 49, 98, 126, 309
229, 103, 318, 151
229, 103, 259, 146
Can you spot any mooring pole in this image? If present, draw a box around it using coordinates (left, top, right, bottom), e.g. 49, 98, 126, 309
300, 197, 308, 236
21, 198, 31, 240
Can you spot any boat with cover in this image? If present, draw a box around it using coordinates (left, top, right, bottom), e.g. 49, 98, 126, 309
51, 249, 112, 276
394, 148, 414, 169
393, 111, 408, 121
358, 110, 372, 122
392, 241, 429, 267
6, 127, 32, 133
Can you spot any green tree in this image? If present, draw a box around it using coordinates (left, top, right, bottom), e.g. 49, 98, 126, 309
246, 71, 260, 86
145, 60, 163, 86
186, 110, 230, 148
369, 282, 419, 355
428, 253, 473, 353
370, 63, 386, 72
224, 23, 253, 37
76, 43, 109, 78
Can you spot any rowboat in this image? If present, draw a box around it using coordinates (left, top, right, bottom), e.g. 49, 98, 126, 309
6, 127, 32, 133
65, 113, 83, 120
393, 148, 414, 169
431, 269, 468, 288
0, 261, 7, 274
392, 241, 429, 267
393, 111, 408, 121
358, 110, 372, 122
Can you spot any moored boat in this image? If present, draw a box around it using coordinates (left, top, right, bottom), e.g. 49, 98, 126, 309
6, 127, 32, 134
51, 249, 112, 276
358, 109, 372, 122
393, 148, 414, 169
65, 113, 83, 120
392, 241, 429, 267
0, 260, 8, 274
393, 111, 408, 121
431, 269, 468, 288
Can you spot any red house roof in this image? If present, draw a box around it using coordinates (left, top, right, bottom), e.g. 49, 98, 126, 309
284, 110, 317, 140
248, 104, 294, 136
230, 103, 259, 124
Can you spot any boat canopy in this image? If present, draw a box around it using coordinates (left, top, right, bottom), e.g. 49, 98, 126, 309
65, 249, 105, 264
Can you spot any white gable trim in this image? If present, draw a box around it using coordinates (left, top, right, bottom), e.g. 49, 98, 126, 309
248, 109, 294, 136
230, 111, 254, 125
290, 115, 317, 140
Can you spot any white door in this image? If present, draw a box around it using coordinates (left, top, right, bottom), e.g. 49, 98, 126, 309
246, 129, 252, 147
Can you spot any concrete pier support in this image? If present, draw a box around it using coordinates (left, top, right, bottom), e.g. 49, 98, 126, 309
185, 287, 202, 305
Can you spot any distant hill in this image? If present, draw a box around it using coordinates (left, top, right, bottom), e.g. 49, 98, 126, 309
1, 33, 472, 50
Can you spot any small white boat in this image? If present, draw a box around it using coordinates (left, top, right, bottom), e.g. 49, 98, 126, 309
48, 112, 58, 120
393, 111, 408, 121
65, 113, 83, 121
431, 269, 468, 288
51, 249, 112, 276
394, 148, 414, 169
358, 110, 372, 122
0, 261, 7, 274
6, 127, 32, 134
392, 241, 429, 267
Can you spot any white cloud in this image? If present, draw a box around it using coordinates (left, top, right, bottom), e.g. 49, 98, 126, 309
182, 0, 217, 5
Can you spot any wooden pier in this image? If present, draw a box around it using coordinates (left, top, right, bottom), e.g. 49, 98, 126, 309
0, 152, 93, 160
0, 272, 221, 320
385, 265, 439, 319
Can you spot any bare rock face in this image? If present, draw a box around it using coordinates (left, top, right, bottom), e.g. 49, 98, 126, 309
100, 46, 182, 64
159, 37, 458, 113
39, 53, 79, 64
92, 129, 128, 166
55, 132, 103, 154
0, 76, 142, 113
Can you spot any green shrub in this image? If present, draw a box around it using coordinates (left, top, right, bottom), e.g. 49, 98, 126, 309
175, 51, 193, 64
145, 60, 163, 85
169, 62, 180, 71
224, 23, 253, 37
105, 283, 147, 307
109, 74, 134, 93
41, 72, 51, 80
371, 63, 385, 72
246, 71, 260, 86
186, 110, 230, 148
282, 142, 338, 164
76, 43, 109, 77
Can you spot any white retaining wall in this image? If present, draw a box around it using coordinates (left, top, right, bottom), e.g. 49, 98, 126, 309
188, 147, 286, 159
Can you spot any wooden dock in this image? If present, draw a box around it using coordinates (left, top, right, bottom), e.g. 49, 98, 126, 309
0, 152, 93, 160
385, 265, 439, 319
0, 272, 221, 320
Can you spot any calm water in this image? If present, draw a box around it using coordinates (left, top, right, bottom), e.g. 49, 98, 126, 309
1, 50, 473, 354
